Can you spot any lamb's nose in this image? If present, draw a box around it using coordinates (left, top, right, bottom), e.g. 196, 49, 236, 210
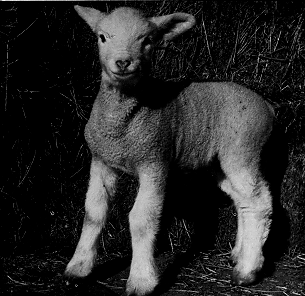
116, 59, 131, 71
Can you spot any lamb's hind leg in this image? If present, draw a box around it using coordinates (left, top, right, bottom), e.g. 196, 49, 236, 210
65, 158, 116, 278
220, 168, 272, 285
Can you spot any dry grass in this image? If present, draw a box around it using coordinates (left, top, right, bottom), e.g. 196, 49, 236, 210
3, 250, 305, 295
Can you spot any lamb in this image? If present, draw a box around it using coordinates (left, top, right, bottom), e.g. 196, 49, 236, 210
65, 5, 275, 295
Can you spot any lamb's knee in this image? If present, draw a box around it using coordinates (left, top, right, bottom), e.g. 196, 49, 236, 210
221, 170, 272, 209
220, 170, 255, 199
129, 198, 161, 236
129, 211, 153, 243
85, 198, 108, 224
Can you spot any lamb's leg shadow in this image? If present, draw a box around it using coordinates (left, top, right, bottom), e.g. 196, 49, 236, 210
260, 111, 290, 279
155, 167, 228, 294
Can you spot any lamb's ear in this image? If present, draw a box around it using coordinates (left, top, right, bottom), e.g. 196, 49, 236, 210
74, 6, 104, 32
150, 13, 195, 41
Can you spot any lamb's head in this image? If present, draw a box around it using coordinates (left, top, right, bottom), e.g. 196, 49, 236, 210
75, 6, 195, 89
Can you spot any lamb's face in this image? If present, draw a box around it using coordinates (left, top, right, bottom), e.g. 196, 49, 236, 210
96, 8, 157, 87
75, 5, 195, 89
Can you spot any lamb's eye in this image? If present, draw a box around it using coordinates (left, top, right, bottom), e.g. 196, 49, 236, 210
99, 34, 107, 43
143, 36, 153, 47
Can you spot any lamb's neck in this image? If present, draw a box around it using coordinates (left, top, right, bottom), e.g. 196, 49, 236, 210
96, 84, 140, 138
100, 82, 139, 110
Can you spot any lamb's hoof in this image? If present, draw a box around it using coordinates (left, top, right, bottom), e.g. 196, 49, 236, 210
124, 272, 158, 296
63, 266, 94, 289
64, 259, 93, 278
63, 273, 89, 289
231, 268, 257, 286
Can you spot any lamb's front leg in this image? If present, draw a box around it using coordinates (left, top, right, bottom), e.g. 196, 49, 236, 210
65, 158, 116, 278
126, 165, 166, 296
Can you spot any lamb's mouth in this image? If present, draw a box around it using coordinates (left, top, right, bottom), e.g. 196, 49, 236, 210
112, 71, 138, 80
